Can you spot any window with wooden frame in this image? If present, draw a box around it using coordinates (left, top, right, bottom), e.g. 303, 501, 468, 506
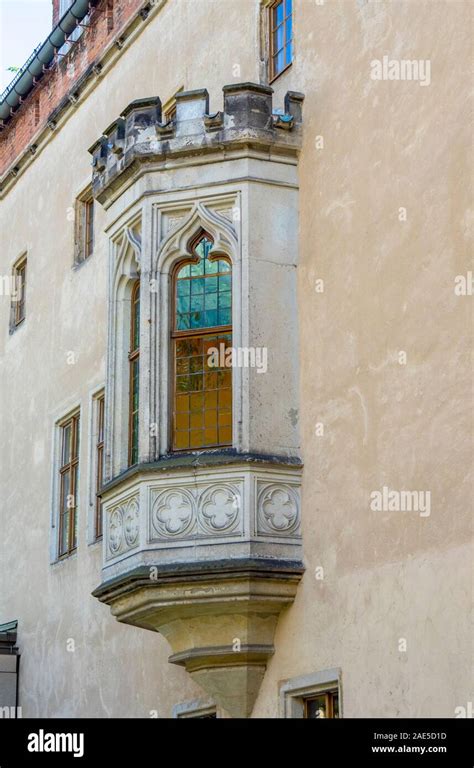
94, 393, 105, 539
74, 189, 94, 265
11, 256, 27, 328
128, 281, 140, 466
303, 689, 339, 719
269, 0, 293, 81
172, 232, 232, 452
58, 412, 80, 558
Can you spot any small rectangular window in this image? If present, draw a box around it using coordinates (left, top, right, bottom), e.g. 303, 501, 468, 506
270, 0, 293, 81
304, 690, 339, 719
95, 394, 105, 539
58, 412, 80, 558
74, 189, 95, 265
11, 256, 27, 329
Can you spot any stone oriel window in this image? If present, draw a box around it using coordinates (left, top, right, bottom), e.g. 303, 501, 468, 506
10, 255, 27, 329
74, 188, 94, 265
128, 280, 140, 466
269, 0, 293, 81
171, 232, 232, 451
58, 411, 80, 558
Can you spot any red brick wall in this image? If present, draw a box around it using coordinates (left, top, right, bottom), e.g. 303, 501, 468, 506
0, 0, 145, 179
52, 0, 60, 27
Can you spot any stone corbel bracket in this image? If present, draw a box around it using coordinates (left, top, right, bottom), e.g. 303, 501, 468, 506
88, 83, 304, 204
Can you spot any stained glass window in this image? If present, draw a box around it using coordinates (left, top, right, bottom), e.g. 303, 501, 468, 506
172, 234, 232, 451
129, 281, 140, 465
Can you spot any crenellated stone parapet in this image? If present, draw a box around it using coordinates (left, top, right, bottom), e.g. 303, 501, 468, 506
89, 83, 304, 203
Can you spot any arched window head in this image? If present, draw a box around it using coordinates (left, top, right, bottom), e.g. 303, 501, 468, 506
128, 279, 140, 465
172, 231, 232, 451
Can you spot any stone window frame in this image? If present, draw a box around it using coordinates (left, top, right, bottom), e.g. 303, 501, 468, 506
74, 184, 95, 266
259, 0, 294, 85
87, 386, 106, 545
154, 199, 240, 459
279, 668, 342, 718
50, 403, 82, 564
172, 698, 218, 719
9, 253, 27, 333
104, 219, 142, 481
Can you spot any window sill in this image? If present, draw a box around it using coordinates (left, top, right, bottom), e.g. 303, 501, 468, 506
9, 318, 25, 335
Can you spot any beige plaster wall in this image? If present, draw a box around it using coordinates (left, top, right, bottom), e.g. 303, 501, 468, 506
0, 0, 471, 717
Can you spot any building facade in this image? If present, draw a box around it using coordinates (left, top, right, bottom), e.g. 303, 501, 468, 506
0, 0, 472, 718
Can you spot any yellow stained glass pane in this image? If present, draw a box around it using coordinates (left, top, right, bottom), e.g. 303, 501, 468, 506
205, 390, 218, 408
190, 429, 204, 448
190, 412, 204, 429
204, 428, 218, 445
176, 413, 189, 430
219, 389, 232, 408
190, 393, 204, 411
176, 395, 189, 412
219, 426, 232, 444
204, 410, 217, 427
175, 431, 189, 450
218, 411, 232, 427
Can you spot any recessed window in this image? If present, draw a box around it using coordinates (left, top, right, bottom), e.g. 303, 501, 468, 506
94, 393, 105, 539
74, 189, 95, 265
171, 232, 232, 452
270, 0, 293, 81
128, 281, 140, 466
280, 669, 342, 718
58, 412, 80, 558
10, 255, 27, 329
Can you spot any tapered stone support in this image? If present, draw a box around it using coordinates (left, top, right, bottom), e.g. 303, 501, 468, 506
93, 563, 303, 718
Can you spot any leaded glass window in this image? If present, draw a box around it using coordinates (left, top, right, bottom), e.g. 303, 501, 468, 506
172, 233, 232, 451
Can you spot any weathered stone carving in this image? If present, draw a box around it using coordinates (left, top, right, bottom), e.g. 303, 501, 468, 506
106, 496, 140, 559
257, 483, 300, 535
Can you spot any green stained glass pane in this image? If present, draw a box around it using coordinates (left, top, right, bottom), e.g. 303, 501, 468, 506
179, 265, 191, 278
177, 296, 190, 313
218, 275, 231, 292
191, 311, 204, 328
205, 277, 218, 293
177, 279, 190, 296
218, 260, 231, 272
219, 291, 231, 308
218, 308, 231, 326
205, 259, 218, 274
191, 295, 204, 312
177, 314, 190, 331
191, 261, 204, 277
205, 292, 218, 310
191, 278, 205, 294
204, 310, 218, 327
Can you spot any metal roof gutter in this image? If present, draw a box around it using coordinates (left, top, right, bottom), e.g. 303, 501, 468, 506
0, 0, 99, 122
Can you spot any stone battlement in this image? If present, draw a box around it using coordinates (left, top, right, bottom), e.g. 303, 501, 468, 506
89, 83, 304, 200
